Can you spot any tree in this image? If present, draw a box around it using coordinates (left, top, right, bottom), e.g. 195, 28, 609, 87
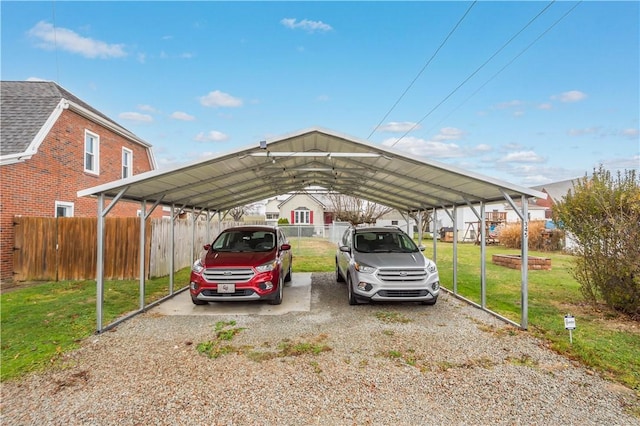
326, 193, 393, 226
552, 166, 640, 317
226, 202, 262, 221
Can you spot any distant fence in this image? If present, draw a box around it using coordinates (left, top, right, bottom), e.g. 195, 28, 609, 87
12, 217, 247, 282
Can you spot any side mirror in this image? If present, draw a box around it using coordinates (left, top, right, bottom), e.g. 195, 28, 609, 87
203, 244, 211, 250
340, 245, 351, 253
280, 243, 291, 251
418, 245, 425, 252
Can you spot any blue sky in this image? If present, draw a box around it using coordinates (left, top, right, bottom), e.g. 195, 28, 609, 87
2, 1, 639, 187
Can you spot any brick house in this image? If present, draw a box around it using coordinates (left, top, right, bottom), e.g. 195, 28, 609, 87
0, 81, 159, 282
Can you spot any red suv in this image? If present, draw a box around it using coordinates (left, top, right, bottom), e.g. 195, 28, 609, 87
189, 226, 292, 305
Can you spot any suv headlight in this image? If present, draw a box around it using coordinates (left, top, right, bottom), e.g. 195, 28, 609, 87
426, 261, 438, 274
255, 260, 277, 273
192, 259, 204, 274
355, 262, 376, 274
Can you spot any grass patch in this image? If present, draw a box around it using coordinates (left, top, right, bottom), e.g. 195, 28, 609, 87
196, 320, 246, 359
1, 268, 191, 381
375, 311, 412, 324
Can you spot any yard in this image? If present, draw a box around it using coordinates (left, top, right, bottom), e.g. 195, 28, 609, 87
1, 237, 638, 397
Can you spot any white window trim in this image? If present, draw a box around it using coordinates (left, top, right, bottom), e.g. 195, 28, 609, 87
55, 201, 75, 217
294, 209, 310, 224
84, 130, 100, 175
122, 147, 133, 178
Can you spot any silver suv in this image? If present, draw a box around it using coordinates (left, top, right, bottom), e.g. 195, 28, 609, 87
336, 227, 440, 305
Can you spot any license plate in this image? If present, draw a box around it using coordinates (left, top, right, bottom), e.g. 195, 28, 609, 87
217, 284, 235, 294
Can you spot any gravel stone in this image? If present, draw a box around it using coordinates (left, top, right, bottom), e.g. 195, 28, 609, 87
1, 272, 638, 425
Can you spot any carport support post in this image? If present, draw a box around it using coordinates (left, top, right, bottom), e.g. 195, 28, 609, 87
169, 203, 176, 295
480, 202, 486, 308
521, 196, 529, 329
432, 208, 437, 263
500, 189, 530, 330
139, 200, 147, 310
96, 194, 105, 332
452, 205, 458, 292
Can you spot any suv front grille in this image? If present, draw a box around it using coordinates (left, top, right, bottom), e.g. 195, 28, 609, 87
377, 289, 429, 298
377, 268, 427, 282
202, 267, 254, 283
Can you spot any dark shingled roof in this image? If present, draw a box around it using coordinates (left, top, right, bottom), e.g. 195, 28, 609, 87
0, 81, 133, 156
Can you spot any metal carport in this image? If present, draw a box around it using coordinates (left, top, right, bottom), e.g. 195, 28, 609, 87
78, 127, 545, 332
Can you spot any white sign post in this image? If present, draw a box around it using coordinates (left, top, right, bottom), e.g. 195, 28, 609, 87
564, 314, 576, 344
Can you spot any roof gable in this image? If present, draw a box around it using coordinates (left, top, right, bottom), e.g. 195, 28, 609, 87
1, 81, 152, 165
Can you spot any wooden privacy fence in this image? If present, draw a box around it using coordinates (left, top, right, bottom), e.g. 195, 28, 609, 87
12, 217, 248, 282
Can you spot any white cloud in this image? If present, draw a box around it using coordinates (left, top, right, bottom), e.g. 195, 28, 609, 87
171, 111, 195, 121
495, 100, 523, 109
316, 94, 329, 102
377, 122, 420, 133
138, 104, 157, 113
498, 151, 545, 163
432, 127, 465, 142
552, 90, 587, 103
567, 127, 600, 137
537, 103, 553, 110
28, 21, 126, 59
280, 18, 333, 33
199, 90, 243, 108
119, 112, 153, 122
621, 128, 639, 138
474, 144, 492, 152
382, 136, 465, 159
194, 130, 229, 142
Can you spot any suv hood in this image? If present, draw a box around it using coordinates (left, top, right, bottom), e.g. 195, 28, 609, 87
201, 250, 275, 268
354, 252, 427, 268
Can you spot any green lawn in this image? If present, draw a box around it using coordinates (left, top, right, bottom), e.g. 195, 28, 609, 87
2, 237, 639, 398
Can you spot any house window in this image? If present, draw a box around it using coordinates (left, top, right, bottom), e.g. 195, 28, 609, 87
266, 212, 279, 220
294, 208, 311, 224
391, 220, 398, 226
122, 147, 133, 178
55, 201, 74, 217
84, 130, 100, 174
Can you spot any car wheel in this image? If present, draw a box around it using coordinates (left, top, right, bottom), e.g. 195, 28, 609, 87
191, 295, 208, 305
269, 276, 284, 305
347, 275, 359, 305
284, 264, 292, 283
336, 259, 345, 283
421, 297, 438, 306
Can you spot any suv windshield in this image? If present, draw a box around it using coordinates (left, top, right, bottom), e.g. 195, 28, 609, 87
212, 230, 276, 252
354, 231, 419, 253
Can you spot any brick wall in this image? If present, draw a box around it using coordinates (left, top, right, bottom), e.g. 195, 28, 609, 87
0, 108, 162, 282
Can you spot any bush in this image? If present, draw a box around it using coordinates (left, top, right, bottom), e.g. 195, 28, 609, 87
498, 220, 564, 251
553, 167, 640, 317
277, 218, 289, 225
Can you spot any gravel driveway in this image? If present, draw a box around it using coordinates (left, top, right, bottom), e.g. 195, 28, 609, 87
2, 272, 638, 425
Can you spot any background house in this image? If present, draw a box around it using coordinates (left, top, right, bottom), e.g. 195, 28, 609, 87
0, 80, 160, 282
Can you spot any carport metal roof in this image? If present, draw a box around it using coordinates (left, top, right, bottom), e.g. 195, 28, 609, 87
78, 127, 544, 212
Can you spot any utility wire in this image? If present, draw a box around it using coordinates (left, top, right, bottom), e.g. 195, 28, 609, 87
367, 1, 478, 140
390, 0, 556, 147
424, 1, 583, 137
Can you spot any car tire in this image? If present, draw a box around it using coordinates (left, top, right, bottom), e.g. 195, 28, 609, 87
336, 259, 345, 283
421, 297, 438, 306
284, 264, 292, 283
269, 276, 284, 305
347, 275, 359, 305
191, 295, 208, 305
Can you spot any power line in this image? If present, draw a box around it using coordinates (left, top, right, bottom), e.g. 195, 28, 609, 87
389, 0, 557, 147
367, 1, 478, 140
423, 1, 583, 138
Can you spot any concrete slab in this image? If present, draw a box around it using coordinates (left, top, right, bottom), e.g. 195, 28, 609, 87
150, 272, 312, 316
